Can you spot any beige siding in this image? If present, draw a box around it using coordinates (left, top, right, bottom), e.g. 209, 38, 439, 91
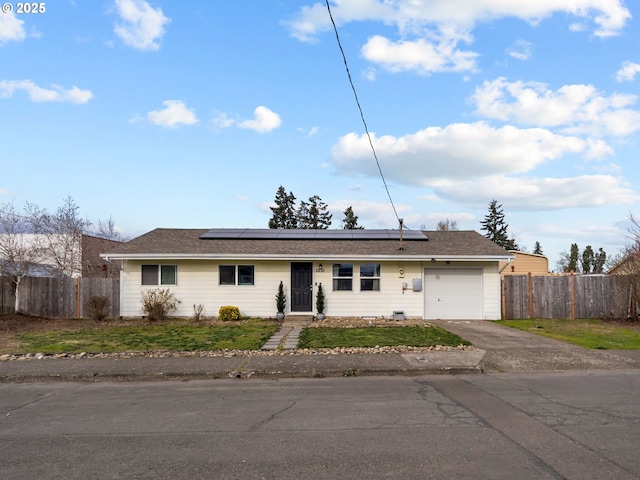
316, 261, 425, 318
501, 252, 548, 277
121, 259, 502, 319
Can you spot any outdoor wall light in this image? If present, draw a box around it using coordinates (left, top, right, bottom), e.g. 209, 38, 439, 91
316, 264, 325, 272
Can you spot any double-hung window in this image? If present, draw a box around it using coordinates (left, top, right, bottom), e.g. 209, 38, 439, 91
360, 263, 381, 291
332, 263, 353, 291
141, 265, 177, 285
219, 265, 255, 285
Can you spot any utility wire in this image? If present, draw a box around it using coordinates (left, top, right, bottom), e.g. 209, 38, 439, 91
324, 0, 401, 226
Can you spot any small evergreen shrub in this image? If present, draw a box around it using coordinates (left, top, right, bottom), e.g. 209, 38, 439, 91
86, 295, 110, 321
219, 305, 241, 321
140, 288, 179, 322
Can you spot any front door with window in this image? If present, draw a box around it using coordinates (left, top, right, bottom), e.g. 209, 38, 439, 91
291, 262, 313, 312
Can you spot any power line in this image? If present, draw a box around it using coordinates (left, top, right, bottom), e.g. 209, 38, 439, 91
324, 0, 401, 226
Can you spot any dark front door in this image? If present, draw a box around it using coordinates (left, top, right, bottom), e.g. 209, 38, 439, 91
291, 262, 313, 312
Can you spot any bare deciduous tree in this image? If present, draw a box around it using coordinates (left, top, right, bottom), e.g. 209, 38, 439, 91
27, 195, 91, 277
0, 201, 47, 313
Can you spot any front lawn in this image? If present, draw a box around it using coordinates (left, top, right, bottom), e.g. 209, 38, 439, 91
496, 319, 640, 350
11, 319, 280, 354
298, 324, 470, 349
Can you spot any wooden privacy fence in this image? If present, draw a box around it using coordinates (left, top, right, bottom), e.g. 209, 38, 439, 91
503, 274, 630, 319
0, 276, 120, 318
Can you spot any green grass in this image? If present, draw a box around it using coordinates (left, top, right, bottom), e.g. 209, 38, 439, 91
298, 325, 470, 349
495, 319, 640, 350
13, 320, 280, 354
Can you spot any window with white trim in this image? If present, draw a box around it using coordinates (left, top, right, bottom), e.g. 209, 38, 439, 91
360, 263, 381, 291
332, 263, 353, 291
141, 265, 177, 285
219, 265, 255, 285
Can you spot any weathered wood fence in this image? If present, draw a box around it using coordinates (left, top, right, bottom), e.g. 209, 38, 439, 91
0, 276, 120, 318
503, 274, 632, 319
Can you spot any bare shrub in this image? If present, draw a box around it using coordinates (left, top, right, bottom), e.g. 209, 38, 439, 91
86, 295, 110, 321
140, 289, 179, 322
192, 303, 206, 321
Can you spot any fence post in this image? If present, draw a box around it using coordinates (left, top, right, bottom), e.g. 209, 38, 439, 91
76, 277, 81, 318
528, 272, 533, 318
570, 273, 575, 320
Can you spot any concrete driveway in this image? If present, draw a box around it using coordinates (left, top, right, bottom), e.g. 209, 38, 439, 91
432, 320, 640, 373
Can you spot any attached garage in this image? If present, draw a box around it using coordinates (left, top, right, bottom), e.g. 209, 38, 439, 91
424, 268, 484, 320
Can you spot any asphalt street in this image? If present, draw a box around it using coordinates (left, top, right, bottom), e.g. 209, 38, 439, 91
1, 371, 639, 479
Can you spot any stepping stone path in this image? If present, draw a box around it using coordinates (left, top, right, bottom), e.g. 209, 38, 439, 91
262, 319, 310, 350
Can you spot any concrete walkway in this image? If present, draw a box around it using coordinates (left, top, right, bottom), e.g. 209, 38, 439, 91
261, 319, 308, 350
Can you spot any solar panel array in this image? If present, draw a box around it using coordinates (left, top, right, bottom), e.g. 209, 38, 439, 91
199, 228, 428, 240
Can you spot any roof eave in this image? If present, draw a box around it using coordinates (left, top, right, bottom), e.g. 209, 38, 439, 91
101, 253, 514, 262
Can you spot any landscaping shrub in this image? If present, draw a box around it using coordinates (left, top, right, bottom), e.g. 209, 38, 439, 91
140, 288, 179, 322
219, 305, 241, 321
192, 303, 206, 321
86, 295, 110, 321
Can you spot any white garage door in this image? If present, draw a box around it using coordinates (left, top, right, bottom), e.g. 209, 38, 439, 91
424, 268, 483, 320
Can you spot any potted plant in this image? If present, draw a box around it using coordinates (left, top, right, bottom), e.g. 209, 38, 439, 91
315, 282, 326, 320
275, 281, 286, 320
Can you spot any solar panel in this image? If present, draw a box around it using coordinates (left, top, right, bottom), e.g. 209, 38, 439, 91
199, 228, 428, 240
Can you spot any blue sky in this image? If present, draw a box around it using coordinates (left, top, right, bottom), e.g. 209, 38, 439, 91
1, 0, 639, 269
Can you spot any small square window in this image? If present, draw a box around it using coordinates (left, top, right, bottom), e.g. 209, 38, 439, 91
332, 263, 353, 291
160, 265, 177, 285
238, 265, 254, 285
142, 265, 159, 285
360, 263, 380, 291
219, 265, 236, 285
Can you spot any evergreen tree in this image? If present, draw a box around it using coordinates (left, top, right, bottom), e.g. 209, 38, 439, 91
342, 206, 363, 229
268, 186, 297, 229
593, 247, 607, 274
581, 245, 594, 274
480, 200, 518, 250
533, 241, 543, 255
297, 195, 332, 229
568, 243, 580, 272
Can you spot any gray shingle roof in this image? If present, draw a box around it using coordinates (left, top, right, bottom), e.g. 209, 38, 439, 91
102, 228, 512, 260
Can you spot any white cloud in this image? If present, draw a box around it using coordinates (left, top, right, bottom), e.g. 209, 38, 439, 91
113, 0, 170, 51
288, 1, 629, 78
0, 80, 93, 103
471, 77, 640, 137
237, 106, 282, 134
331, 122, 590, 185
0, 12, 25, 44
0, 188, 9, 195
616, 61, 640, 83
146, 100, 198, 128
361, 33, 479, 75
507, 39, 532, 60
428, 175, 639, 210
288, 1, 630, 47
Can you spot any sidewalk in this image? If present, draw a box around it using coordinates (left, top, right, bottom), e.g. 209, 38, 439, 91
1, 320, 639, 383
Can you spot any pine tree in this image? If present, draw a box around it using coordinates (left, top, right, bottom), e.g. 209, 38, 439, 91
568, 243, 580, 272
480, 200, 518, 250
533, 241, 543, 255
297, 195, 332, 229
342, 206, 363, 229
581, 245, 594, 274
593, 248, 607, 274
268, 186, 297, 229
